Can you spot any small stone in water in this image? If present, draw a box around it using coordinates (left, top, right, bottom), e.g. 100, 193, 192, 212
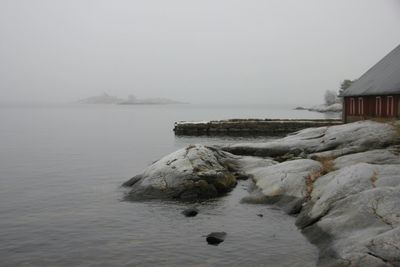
182, 208, 199, 217
206, 232, 227, 245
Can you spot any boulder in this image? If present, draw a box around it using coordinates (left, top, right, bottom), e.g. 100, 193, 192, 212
123, 145, 239, 200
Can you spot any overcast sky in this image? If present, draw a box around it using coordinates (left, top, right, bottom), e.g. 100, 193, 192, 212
0, 0, 399, 105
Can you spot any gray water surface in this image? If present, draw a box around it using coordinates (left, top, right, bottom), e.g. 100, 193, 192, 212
0, 104, 335, 266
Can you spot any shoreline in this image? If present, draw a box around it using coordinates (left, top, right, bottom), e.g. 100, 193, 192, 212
223, 120, 400, 266
125, 120, 400, 266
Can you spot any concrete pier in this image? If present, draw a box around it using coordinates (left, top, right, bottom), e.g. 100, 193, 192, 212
174, 119, 342, 136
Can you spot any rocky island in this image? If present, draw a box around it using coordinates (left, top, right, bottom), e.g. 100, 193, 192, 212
295, 103, 343, 113
78, 93, 185, 105
123, 120, 400, 266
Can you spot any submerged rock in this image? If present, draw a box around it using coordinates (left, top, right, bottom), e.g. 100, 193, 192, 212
206, 232, 227, 245
182, 207, 199, 217
123, 145, 239, 200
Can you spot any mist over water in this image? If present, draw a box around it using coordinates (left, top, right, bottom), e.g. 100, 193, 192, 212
0, 104, 338, 266
1, 0, 400, 105
1, 0, 398, 265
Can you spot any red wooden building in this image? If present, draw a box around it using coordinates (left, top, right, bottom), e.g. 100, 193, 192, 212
342, 44, 400, 123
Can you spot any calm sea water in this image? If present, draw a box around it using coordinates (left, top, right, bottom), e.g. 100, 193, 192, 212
0, 104, 339, 266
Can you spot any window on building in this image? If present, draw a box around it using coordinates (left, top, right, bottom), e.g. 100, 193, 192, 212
358, 97, 363, 115
387, 96, 394, 116
376, 97, 382, 116
350, 98, 355, 115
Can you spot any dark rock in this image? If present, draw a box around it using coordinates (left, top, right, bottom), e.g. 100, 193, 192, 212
206, 232, 227, 245
122, 175, 142, 187
257, 214, 263, 217
182, 207, 199, 217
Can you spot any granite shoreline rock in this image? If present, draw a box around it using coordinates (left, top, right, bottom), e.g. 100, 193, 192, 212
222, 120, 400, 267
123, 120, 400, 266
122, 145, 241, 201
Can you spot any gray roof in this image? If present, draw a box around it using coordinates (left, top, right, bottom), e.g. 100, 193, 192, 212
342, 44, 400, 97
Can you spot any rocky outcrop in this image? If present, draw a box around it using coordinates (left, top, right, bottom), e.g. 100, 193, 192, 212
223, 120, 398, 158
124, 120, 400, 266
221, 121, 400, 266
122, 145, 240, 200
297, 163, 400, 266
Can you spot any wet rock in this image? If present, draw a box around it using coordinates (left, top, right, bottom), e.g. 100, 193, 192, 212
123, 145, 239, 200
257, 214, 263, 217
181, 207, 199, 217
206, 232, 227, 245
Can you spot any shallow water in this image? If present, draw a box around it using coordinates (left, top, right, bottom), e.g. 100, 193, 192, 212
0, 104, 335, 266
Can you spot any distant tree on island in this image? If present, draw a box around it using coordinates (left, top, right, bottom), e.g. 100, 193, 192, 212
339, 79, 355, 95
324, 90, 338, 105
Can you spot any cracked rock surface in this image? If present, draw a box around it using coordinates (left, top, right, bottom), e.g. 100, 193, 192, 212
296, 164, 400, 267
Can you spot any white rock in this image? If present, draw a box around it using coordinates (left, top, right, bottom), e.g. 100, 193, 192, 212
249, 159, 321, 200
240, 159, 322, 214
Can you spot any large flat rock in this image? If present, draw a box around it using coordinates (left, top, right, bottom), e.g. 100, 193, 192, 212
296, 163, 400, 266
222, 121, 398, 158
241, 159, 322, 214
333, 147, 400, 169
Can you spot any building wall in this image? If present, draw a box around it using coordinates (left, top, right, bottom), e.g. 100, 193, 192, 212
343, 95, 399, 123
